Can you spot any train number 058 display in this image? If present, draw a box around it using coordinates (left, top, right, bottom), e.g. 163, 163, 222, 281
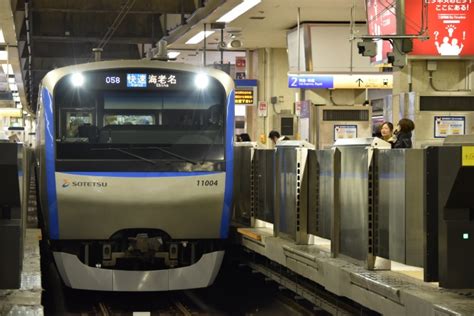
105, 76, 121, 84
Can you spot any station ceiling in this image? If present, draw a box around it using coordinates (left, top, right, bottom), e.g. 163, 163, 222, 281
10, 0, 198, 112
3, 0, 366, 113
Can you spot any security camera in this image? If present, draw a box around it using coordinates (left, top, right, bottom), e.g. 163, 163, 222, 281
218, 41, 227, 49
387, 52, 407, 68
357, 40, 377, 57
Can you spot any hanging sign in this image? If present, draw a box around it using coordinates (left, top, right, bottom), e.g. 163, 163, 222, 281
258, 101, 268, 117
235, 56, 247, 79
288, 74, 392, 89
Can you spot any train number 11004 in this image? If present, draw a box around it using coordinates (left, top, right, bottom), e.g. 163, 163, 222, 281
197, 180, 218, 187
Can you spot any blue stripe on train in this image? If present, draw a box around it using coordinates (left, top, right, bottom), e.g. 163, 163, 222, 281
43, 87, 60, 240
220, 90, 235, 238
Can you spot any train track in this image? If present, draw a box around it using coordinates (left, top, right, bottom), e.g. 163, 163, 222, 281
97, 302, 111, 316
93, 292, 203, 316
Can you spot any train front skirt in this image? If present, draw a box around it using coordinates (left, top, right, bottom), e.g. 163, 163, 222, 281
53, 250, 224, 291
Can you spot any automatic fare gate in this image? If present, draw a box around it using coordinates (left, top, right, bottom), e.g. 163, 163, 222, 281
425, 136, 474, 288
275, 141, 314, 244
333, 138, 391, 269
0, 143, 25, 289
233, 142, 275, 227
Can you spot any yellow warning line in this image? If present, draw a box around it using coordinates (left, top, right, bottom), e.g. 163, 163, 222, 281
237, 228, 262, 241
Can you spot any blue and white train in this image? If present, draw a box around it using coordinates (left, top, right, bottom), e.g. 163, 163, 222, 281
35, 60, 234, 291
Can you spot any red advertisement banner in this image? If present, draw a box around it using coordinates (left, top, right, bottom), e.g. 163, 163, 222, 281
406, 0, 474, 56
367, 0, 397, 63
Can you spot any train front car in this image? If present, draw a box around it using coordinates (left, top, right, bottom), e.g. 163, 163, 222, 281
36, 61, 234, 291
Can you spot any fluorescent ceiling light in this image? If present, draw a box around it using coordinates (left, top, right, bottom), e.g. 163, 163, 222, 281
13, 96, 21, 102
8, 77, 15, 84
16, 102, 22, 109
217, 0, 261, 23
167, 51, 181, 59
0, 29, 5, 44
1, 64, 14, 75
9, 83, 18, 91
0, 50, 7, 61
186, 31, 215, 45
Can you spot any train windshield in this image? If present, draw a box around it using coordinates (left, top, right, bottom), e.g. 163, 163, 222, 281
54, 69, 227, 166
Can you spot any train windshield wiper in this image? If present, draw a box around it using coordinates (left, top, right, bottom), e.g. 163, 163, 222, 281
132, 146, 198, 165
91, 147, 157, 165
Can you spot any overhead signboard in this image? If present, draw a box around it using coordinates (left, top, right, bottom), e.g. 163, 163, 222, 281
0, 108, 22, 118
288, 75, 334, 89
406, 1, 474, 57
288, 74, 393, 89
333, 74, 392, 89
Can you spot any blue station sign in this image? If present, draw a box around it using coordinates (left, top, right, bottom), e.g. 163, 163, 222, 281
288, 75, 334, 89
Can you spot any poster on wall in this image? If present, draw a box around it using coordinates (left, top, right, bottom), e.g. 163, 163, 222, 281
434, 116, 465, 138
334, 125, 358, 141
258, 101, 268, 117
235, 56, 246, 79
366, 0, 396, 63
406, 1, 474, 56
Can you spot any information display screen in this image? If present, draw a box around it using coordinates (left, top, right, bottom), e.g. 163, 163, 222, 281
126, 73, 147, 88
84, 69, 188, 91
235, 89, 254, 105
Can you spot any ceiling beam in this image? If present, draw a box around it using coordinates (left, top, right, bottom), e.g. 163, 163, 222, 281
31, 35, 153, 45
30, 8, 193, 15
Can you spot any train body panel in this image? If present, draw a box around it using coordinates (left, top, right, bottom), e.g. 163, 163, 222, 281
55, 171, 226, 239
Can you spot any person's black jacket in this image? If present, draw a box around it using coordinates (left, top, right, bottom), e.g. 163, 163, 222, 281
392, 131, 412, 148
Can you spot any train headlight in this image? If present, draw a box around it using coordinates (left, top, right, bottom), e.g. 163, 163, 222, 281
71, 73, 84, 87
194, 73, 209, 89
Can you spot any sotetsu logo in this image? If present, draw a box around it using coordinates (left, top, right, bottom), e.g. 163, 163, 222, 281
62, 179, 108, 188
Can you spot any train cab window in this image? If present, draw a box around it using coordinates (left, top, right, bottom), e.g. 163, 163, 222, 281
104, 114, 155, 126
64, 111, 94, 139
54, 69, 227, 167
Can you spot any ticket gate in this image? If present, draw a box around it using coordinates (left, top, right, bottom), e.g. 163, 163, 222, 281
0, 143, 24, 289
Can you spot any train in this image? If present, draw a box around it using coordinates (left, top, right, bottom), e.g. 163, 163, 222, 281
35, 60, 235, 291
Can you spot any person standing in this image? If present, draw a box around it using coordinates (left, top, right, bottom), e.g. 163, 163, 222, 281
391, 118, 415, 149
239, 133, 251, 142
268, 130, 280, 144
268, 130, 289, 145
379, 122, 394, 142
